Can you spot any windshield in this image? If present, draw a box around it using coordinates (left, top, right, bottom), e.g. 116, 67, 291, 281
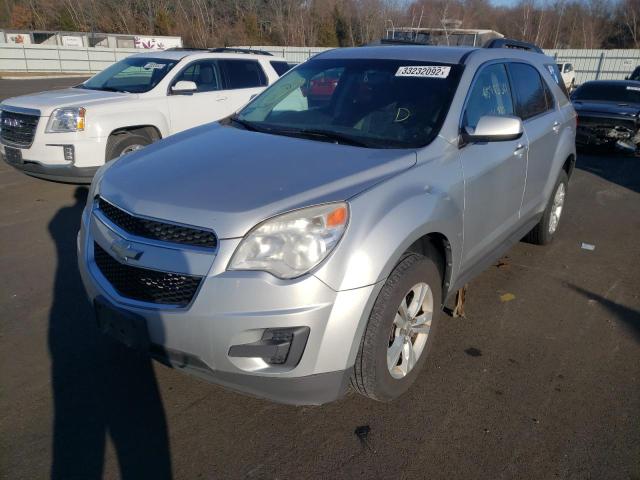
572, 83, 640, 104
79, 57, 178, 93
234, 58, 463, 149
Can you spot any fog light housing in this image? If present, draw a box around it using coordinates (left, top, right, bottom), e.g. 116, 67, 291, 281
228, 326, 310, 366
63, 144, 75, 163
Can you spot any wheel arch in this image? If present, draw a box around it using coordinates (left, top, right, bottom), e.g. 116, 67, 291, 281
562, 153, 576, 179
108, 125, 163, 142
406, 232, 453, 304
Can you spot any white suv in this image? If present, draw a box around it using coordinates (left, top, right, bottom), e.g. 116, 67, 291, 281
0, 48, 291, 183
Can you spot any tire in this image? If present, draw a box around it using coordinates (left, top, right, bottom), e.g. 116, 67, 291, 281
524, 170, 568, 245
105, 132, 151, 162
351, 251, 442, 402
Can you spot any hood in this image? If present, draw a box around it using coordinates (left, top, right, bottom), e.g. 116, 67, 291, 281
1, 88, 134, 116
100, 123, 417, 239
573, 100, 640, 119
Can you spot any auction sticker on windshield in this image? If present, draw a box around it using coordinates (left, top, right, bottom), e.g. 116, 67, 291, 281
395, 66, 451, 78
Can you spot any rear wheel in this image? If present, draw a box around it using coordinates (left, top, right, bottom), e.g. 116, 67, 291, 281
351, 251, 442, 402
524, 170, 568, 245
105, 132, 152, 162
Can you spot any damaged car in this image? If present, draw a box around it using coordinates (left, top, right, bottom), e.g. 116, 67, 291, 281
572, 80, 640, 154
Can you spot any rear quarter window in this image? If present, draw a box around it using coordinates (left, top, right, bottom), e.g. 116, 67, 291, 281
270, 61, 294, 77
544, 63, 570, 101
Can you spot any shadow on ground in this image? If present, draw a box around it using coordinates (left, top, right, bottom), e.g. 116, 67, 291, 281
47, 187, 172, 480
567, 283, 640, 343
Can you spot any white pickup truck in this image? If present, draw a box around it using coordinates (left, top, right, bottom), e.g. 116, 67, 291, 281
0, 48, 291, 183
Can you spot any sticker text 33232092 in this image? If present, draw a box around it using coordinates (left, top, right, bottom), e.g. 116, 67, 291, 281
395, 66, 451, 78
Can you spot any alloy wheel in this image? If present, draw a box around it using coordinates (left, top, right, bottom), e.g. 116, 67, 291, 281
387, 282, 434, 379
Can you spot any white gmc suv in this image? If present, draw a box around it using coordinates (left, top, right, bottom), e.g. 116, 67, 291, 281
0, 48, 291, 183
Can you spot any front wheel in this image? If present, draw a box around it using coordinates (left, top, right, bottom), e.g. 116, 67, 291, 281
351, 251, 442, 402
524, 170, 568, 245
105, 133, 152, 162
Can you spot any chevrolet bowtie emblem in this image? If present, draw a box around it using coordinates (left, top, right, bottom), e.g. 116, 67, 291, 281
110, 239, 143, 263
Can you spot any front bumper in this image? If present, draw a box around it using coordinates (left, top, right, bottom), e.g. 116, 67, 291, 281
78, 206, 381, 405
2, 149, 98, 183
576, 119, 640, 153
0, 120, 106, 183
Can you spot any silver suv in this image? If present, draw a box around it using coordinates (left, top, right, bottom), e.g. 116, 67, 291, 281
78, 42, 576, 405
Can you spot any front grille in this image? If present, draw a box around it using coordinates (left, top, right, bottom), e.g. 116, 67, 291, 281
94, 242, 202, 307
1, 110, 39, 147
97, 197, 217, 248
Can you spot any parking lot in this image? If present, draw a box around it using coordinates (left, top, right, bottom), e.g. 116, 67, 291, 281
0, 78, 638, 480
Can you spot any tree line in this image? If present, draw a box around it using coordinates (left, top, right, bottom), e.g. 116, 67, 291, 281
2, 0, 639, 49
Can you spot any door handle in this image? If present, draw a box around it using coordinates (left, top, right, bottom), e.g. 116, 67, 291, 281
552, 121, 561, 134
216, 96, 228, 101
514, 143, 527, 156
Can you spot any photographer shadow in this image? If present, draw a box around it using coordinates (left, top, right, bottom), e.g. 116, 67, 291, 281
48, 187, 172, 480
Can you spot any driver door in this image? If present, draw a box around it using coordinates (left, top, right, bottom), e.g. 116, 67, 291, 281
167, 60, 227, 133
457, 62, 528, 270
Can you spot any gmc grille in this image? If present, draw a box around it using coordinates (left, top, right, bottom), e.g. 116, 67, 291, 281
94, 242, 202, 307
97, 197, 217, 248
1, 110, 39, 148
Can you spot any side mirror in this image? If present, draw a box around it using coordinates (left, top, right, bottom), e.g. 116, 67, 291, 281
462, 115, 523, 144
171, 80, 197, 94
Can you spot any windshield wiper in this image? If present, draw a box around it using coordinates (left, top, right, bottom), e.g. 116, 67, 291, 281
228, 116, 261, 132
75, 85, 128, 93
100, 87, 129, 93
280, 128, 371, 147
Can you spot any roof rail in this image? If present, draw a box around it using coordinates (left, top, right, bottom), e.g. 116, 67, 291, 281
208, 47, 273, 56
165, 47, 209, 51
483, 38, 543, 53
376, 38, 429, 46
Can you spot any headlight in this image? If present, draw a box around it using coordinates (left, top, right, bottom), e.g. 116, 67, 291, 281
46, 107, 86, 132
228, 203, 349, 279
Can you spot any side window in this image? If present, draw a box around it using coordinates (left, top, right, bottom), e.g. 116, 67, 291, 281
270, 61, 293, 77
565, 64, 572, 73
220, 60, 267, 89
174, 60, 221, 92
463, 63, 514, 130
507, 63, 550, 120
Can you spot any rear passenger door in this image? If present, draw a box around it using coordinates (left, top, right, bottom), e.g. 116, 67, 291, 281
458, 62, 528, 269
218, 59, 269, 116
507, 62, 562, 218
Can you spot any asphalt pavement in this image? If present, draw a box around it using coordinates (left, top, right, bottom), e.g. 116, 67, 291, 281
0, 78, 638, 480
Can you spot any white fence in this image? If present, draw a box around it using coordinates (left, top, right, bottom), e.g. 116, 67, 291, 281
0, 44, 159, 73
1, 44, 639, 84
546, 49, 640, 84
237, 46, 330, 63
